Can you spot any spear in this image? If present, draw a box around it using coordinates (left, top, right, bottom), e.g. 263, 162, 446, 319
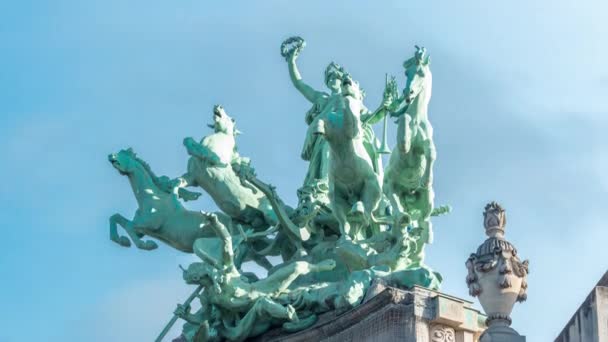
155, 284, 204, 342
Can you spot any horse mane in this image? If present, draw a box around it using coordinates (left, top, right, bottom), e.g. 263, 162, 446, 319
127, 150, 172, 194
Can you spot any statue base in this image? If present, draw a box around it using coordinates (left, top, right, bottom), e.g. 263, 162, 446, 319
249, 280, 487, 342
479, 322, 525, 342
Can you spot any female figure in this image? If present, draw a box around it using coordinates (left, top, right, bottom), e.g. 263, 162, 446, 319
283, 37, 344, 198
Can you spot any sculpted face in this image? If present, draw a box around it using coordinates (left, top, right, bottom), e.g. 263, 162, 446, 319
324, 62, 343, 93
183, 262, 213, 286
108, 148, 136, 175
326, 72, 342, 93
212, 105, 236, 134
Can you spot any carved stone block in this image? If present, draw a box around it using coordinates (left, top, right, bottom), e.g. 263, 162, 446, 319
250, 284, 485, 342
433, 295, 465, 326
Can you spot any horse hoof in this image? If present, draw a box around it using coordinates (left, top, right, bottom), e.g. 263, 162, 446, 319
118, 236, 131, 247
140, 240, 158, 250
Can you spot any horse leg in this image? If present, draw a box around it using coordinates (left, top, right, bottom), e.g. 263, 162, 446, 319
109, 214, 133, 247
415, 187, 435, 244
334, 203, 351, 240
331, 189, 352, 241
422, 140, 437, 188
362, 177, 382, 228
122, 216, 158, 251
387, 186, 410, 228
408, 233, 426, 269
397, 114, 413, 154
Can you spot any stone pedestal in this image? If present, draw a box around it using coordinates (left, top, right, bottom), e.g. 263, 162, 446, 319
465, 202, 529, 342
479, 322, 525, 342
250, 282, 486, 342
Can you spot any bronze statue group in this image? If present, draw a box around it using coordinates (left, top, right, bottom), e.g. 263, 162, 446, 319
108, 37, 447, 341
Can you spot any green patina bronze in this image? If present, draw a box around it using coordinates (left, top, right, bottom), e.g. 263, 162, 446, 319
108, 38, 448, 341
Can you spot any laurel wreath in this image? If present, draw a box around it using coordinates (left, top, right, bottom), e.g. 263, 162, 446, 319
280, 36, 306, 58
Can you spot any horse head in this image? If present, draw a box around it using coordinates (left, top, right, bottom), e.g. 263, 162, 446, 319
403, 46, 431, 103
108, 148, 139, 175
109, 148, 169, 195
210, 105, 241, 136
341, 73, 365, 101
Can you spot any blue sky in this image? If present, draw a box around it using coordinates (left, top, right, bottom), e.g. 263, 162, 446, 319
1, 1, 607, 341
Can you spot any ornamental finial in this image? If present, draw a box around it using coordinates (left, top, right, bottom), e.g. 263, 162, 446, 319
483, 201, 506, 238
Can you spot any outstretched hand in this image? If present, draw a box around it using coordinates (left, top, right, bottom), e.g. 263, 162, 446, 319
383, 76, 399, 111
287, 48, 300, 63
233, 159, 255, 180
202, 212, 219, 225
281, 36, 306, 62
174, 304, 191, 318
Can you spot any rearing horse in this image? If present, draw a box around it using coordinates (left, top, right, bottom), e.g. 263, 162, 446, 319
384, 46, 435, 264
314, 75, 382, 241
108, 148, 218, 252
178, 105, 279, 230
108, 148, 274, 270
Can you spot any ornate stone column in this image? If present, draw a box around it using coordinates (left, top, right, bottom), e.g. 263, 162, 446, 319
465, 202, 529, 342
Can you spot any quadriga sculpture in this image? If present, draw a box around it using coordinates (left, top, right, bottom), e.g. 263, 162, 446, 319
313, 74, 382, 241
177, 105, 279, 230
384, 46, 436, 266
107, 37, 452, 342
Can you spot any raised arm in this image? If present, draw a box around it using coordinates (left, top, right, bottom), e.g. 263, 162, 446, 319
390, 94, 409, 117
286, 49, 325, 104
362, 105, 388, 125
204, 213, 236, 273
363, 75, 399, 124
